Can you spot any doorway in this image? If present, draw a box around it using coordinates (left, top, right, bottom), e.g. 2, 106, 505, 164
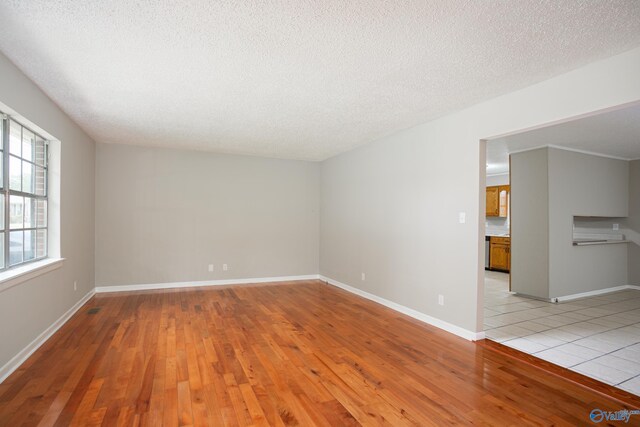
480, 104, 640, 397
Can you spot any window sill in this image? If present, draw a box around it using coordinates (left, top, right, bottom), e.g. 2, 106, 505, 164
0, 258, 65, 293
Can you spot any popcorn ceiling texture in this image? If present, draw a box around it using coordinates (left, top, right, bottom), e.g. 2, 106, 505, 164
0, 1, 639, 161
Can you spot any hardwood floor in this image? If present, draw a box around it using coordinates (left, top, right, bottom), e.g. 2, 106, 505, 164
0, 279, 637, 426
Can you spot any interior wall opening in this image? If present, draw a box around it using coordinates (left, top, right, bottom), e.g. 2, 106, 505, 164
478, 102, 640, 396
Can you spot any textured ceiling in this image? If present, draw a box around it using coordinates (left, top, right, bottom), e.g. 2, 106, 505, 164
1, 2, 640, 161
487, 104, 640, 175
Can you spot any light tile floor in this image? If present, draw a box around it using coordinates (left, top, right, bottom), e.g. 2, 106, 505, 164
484, 271, 640, 396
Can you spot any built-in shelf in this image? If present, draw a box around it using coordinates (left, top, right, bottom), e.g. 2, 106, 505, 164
573, 240, 629, 246
573, 232, 626, 246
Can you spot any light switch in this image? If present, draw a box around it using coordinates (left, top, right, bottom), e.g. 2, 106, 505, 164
459, 212, 466, 224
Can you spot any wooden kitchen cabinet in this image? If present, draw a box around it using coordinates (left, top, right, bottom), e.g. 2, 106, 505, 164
489, 236, 510, 272
486, 186, 500, 216
486, 185, 510, 217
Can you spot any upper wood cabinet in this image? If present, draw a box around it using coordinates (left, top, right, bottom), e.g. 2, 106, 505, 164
486, 186, 500, 216
486, 185, 510, 217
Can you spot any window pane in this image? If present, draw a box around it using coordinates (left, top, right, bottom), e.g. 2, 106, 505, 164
37, 199, 47, 228
35, 166, 46, 196
22, 128, 34, 162
0, 232, 4, 269
9, 230, 23, 266
9, 155, 21, 191
36, 229, 46, 259
22, 160, 34, 194
24, 197, 35, 229
35, 137, 46, 167
9, 120, 21, 157
2, 118, 49, 267
10, 196, 23, 229
24, 230, 35, 261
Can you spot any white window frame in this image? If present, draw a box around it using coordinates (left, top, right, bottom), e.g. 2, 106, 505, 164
0, 112, 49, 271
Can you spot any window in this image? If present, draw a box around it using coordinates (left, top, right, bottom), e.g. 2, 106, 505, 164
0, 113, 48, 270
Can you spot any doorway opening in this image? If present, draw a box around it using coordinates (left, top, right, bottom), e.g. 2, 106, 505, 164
480, 102, 640, 396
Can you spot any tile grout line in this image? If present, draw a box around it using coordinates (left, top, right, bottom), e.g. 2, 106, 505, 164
484, 279, 640, 392
485, 294, 640, 332
484, 282, 640, 392
614, 373, 640, 387
484, 292, 640, 320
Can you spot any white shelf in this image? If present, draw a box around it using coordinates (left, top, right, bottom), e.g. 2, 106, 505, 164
573, 240, 629, 246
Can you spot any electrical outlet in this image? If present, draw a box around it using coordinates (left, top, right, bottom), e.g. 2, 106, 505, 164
208, 264, 214, 272
613, 224, 619, 231
73, 281, 77, 291
223, 264, 228, 271
438, 294, 444, 306
361, 272, 366, 281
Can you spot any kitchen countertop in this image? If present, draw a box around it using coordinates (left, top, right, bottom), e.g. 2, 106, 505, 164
486, 233, 510, 237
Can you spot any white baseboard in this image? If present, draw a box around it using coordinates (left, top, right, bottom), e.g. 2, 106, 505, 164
319, 275, 484, 341
96, 274, 483, 341
555, 285, 640, 302
0, 289, 95, 384
95, 274, 320, 293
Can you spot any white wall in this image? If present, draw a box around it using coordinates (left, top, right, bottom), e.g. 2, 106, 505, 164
320, 47, 640, 335
0, 52, 95, 370
486, 174, 509, 187
95, 143, 319, 287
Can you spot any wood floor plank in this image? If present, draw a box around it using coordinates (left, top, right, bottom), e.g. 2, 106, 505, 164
176, 380, 193, 426
1, 279, 638, 426
161, 387, 178, 427
70, 378, 104, 426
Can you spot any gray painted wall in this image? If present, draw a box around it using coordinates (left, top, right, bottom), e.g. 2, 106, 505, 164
510, 147, 630, 300
320, 124, 482, 331
628, 160, 640, 285
95, 143, 319, 286
548, 148, 628, 297
510, 148, 549, 299
0, 52, 95, 369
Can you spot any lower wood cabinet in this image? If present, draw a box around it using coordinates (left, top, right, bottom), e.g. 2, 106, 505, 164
489, 236, 510, 272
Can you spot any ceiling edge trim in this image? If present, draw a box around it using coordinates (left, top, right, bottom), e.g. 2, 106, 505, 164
508, 144, 633, 161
